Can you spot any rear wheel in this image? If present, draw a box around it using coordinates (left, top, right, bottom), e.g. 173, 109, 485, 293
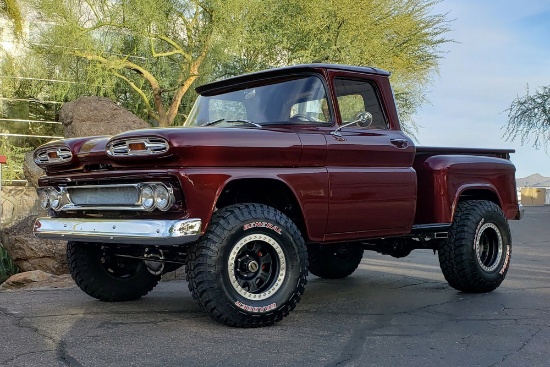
438, 200, 512, 293
67, 241, 160, 301
307, 243, 364, 279
186, 203, 308, 327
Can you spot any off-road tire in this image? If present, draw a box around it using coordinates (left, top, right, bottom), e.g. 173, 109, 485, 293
67, 241, 160, 301
438, 200, 512, 293
186, 203, 308, 327
307, 243, 364, 279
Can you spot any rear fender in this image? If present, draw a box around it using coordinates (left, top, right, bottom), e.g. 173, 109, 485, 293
414, 154, 519, 224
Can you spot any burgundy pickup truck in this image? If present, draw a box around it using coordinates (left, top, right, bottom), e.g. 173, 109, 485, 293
33, 64, 522, 327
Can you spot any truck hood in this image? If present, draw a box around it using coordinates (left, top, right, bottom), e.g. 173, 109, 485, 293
35, 127, 303, 174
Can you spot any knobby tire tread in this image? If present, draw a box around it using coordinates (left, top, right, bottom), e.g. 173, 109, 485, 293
186, 203, 308, 327
67, 242, 160, 302
438, 200, 511, 293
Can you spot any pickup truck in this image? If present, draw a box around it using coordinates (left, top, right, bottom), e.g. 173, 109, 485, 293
33, 64, 522, 327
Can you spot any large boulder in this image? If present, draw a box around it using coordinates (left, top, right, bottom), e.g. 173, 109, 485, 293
22, 150, 45, 188
1, 215, 68, 275
60, 96, 150, 138
24, 97, 149, 186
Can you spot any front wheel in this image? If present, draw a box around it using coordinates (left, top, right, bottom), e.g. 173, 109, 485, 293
67, 241, 160, 301
186, 204, 308, 327
438, 200, 512, 293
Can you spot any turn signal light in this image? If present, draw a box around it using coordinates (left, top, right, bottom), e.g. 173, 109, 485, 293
128, 142, 146, 151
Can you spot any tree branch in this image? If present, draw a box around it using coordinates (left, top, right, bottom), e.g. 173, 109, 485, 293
112, 71, 159, 123
166, 26, 213, 123
72, 50, 168, 125
149, 37, 188, 59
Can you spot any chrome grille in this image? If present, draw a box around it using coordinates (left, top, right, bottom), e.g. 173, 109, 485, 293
38, 183, 176, 212
67, 186, 139, 206
106, 137, 169, 156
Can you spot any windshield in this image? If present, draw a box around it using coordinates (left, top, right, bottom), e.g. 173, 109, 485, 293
184, 76, 331, 127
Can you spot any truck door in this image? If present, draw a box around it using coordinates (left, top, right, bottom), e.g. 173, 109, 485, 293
324, 76, 416, 241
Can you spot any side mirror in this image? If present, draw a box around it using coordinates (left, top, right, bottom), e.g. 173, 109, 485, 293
355, 111, 373, 128
331, 111, 373, 139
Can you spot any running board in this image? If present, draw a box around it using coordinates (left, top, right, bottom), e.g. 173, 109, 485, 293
411, 223, 451, 239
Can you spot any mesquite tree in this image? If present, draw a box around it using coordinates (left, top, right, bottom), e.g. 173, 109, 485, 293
24, 0, 450, 129
505, 85, 550, 150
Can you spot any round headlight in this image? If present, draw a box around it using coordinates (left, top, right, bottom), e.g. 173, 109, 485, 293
48, 189, 62, 210
141, 185, 155, 210
154, 185, 173, 211
38, 189, 50, 209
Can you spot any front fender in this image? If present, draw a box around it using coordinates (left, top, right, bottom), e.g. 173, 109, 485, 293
177, 167, 329, 242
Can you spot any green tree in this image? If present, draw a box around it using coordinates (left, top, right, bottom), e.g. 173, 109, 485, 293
505, 85, 550, 150
28, 0, 450, 130
213, 0, 450, 134
0, 0, 23, 37
31, 0, 217, 126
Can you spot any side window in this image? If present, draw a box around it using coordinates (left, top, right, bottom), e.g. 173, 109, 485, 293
208, 99, 247, 121
334, 78, 388, 129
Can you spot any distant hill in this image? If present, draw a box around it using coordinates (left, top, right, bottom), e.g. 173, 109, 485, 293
516, 174, 550, 187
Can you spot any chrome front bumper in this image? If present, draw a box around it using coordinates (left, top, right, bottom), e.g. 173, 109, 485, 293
33, 217, 202, 245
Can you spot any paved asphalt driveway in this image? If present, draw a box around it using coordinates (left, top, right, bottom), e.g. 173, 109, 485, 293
0, 206, 549, 367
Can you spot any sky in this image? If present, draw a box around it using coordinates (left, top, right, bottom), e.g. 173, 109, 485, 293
413, 0, 550, 178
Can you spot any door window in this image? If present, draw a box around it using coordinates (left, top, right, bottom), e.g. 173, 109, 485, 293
334, 78, 388, 129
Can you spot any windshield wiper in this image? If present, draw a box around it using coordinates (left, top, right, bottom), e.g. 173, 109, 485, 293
200, 119, 261, 128
200, 119, 224, 127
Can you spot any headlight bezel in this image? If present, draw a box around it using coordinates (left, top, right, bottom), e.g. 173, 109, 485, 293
153, 184, 175, 211
140, 185, 156, 211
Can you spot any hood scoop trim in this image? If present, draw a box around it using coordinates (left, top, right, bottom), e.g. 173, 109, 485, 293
106, 137, 169, 157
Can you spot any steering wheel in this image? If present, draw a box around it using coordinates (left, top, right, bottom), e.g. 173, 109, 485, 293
290, 114, 317, 122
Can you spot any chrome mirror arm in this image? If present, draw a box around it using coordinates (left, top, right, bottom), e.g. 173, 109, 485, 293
330, 111, 373, 138
331, 121, 359, 138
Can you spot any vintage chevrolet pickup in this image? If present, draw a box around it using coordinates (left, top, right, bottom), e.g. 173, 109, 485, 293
33, 64, 522, 327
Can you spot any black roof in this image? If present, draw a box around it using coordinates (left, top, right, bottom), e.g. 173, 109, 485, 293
195, 63, 390, 95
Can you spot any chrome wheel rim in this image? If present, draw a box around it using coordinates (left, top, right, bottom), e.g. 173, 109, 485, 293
475, 223, 503, 272
228, 234, 286, 301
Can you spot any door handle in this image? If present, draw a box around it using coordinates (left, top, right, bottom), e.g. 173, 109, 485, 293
390, 139, 409, 149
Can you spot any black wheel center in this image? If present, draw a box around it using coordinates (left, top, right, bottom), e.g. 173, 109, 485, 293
480, 230, 498, 266
232, 240, 279, 294
475, 223, 503, 273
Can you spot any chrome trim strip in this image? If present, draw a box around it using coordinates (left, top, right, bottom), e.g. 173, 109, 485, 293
33, 218, 202, 245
